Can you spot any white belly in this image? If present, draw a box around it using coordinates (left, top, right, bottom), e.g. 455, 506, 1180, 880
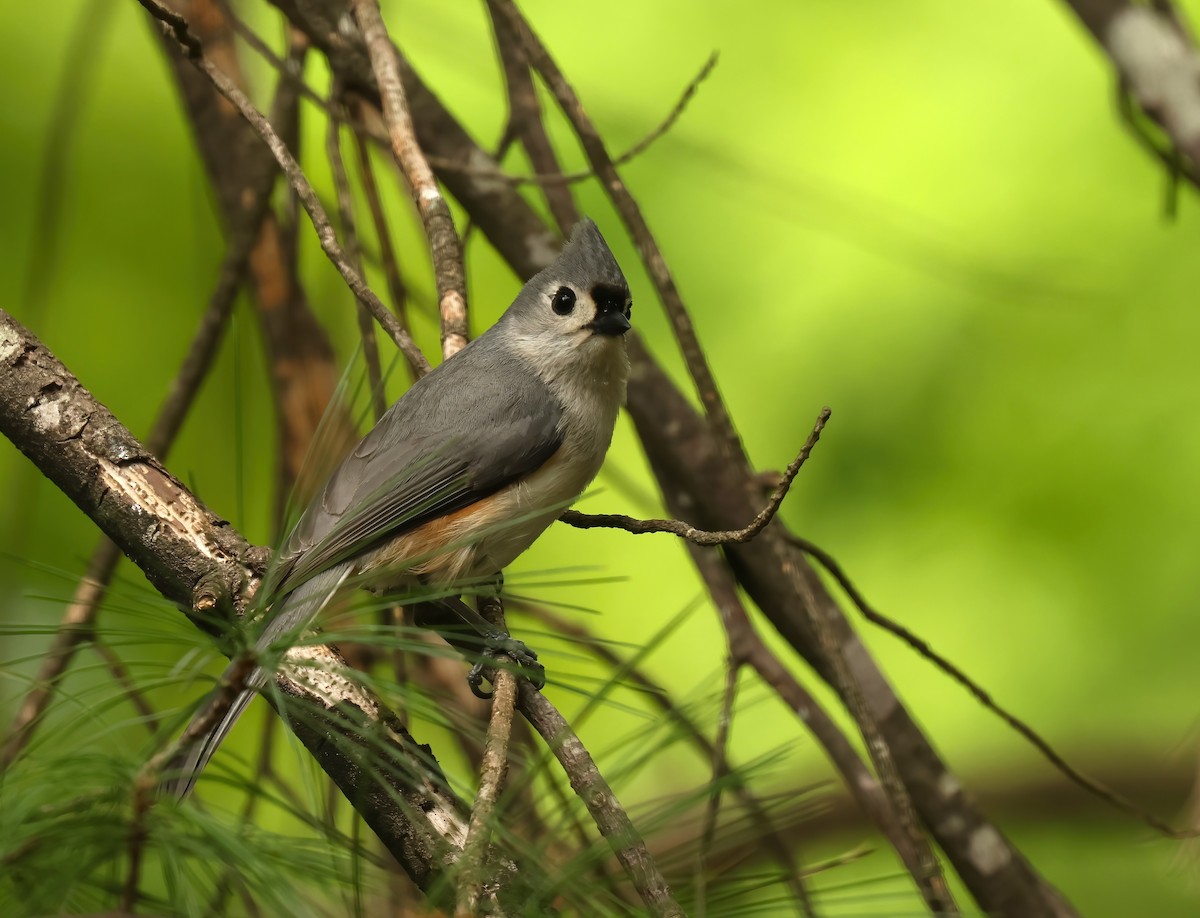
472, 444, 601, 573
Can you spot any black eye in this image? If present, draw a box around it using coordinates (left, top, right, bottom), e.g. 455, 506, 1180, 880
551, 287, 576, 315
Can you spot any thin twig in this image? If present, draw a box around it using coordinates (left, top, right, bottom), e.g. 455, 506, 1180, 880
93, 638, 160, 732
230, 8, 708, 192
518, 683, 684, 917
139, 0, 432, 375
792, 533, 1196, 840
350, 0, 468, 360
562, 407, 830, 545
22, 0, 116, 317
487, 4, 578, 234
499, 52, 719, 189
490, 0, 739, 450
456, 668, 518, 917
0, 544, 120, 767
515, 600, 811, 902
788, 543, 957, 913
326, 90, 387, 420
350, 104, 420, 382
694, 660, 740, 918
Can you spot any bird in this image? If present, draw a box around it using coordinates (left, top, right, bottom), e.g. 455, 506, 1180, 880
168, 219, 632, 798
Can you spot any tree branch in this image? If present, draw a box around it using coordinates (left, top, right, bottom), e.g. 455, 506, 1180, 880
140, 0, 431, 376
0, 307, 511, 902
350, 0, 468, 360
561, 407, 829, 545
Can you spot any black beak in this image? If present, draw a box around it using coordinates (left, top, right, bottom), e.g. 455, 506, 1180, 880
588, 306, 631, 336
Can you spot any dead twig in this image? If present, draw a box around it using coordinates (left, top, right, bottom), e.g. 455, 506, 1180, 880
501, 52, 718, 190
792, 533, 1196, 840
326, 89, 388, 421
138, 0, 432, 375
350, 101, 420, 382
561, 407, 830, 545
694, 660, 744, 918
350, 0, 468, 360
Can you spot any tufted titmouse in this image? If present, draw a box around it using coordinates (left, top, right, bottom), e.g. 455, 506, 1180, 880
170, 219, 631, 797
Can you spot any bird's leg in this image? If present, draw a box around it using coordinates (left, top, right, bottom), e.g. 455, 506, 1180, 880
412, 594, 545, 698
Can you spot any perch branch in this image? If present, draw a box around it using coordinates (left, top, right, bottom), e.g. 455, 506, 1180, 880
561, 407, 829, 545
518, 683, 685, 918
0, 307, 519, 901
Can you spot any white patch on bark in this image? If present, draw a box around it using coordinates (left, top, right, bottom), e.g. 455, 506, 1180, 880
96, 457, 225, 560
468, 145, 510, 197
0, 327, 21, 362
939, 814, 966, 837
967, 824, 1011, 875
937, 771, 961, 800
428, 804, 471, 850
28, 390, 62, 430
282, 646, 380, 719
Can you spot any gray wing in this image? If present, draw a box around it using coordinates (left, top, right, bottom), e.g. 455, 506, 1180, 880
275, 340, 563, 596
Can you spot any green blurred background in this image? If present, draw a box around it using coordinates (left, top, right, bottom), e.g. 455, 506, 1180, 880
2, 0, 1200, 914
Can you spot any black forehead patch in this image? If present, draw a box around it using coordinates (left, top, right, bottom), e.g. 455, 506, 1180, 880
591, 283, 628, 312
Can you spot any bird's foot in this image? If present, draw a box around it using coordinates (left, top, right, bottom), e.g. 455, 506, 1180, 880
467, 636, 545, 699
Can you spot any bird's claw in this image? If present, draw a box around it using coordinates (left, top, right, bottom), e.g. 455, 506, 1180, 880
466, 637, 545, 699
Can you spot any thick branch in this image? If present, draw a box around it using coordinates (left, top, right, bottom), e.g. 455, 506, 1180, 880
0, 308, 502, 900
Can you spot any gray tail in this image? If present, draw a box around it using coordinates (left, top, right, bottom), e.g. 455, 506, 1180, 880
166, 685, 260, 799
165, 565, 351, 799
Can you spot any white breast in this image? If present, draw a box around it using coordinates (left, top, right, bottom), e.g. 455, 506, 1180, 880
471, 334, 628, 574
